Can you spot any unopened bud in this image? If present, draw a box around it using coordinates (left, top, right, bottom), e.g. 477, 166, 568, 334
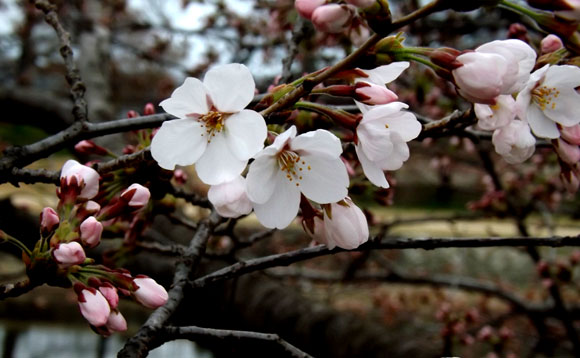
354, 82, 398, 105
80, 216, 103, 248
133, 276, 168, 309
144, 103, 156, 115
561, 124, 580, 145
311, 4, 354, 34
53, 241, 86, 267
541, 34, 564, 53
121, 184, 151, 210
295, 0, 326, 19
40, 207, 60, 236
127, 110, 138, 118
74, 140, 109, 156
554, 138, 580, 165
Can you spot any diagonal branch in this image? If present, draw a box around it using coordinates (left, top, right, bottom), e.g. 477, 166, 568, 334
162, 326, 314, 358
0, 279, 38, 300
117, 211, 223, 358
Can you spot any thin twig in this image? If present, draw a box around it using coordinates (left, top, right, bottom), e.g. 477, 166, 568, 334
163, 326, 314, 358
0, 279, 38, 300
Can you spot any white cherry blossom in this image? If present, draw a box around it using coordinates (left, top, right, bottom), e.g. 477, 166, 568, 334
516, 64, 580, 139
355, 101, 422, 188
246, 126, 349, 229
492, 119, 536, 164
150, 63, 267, 185
354, 62, 409, 111
474, 95, 516, 131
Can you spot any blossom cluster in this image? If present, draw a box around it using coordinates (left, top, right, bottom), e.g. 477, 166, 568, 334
150, 61, 423, 249
35, 160, 168, 334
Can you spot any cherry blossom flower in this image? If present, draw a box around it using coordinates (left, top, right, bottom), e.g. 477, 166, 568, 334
60, 160, 100, 200
151, 63, 267, 185
207, 176, 253, 218
453, 40, 536, 104
492, 120, 536, 164
355, 102, 422, 188
516, 65, 580, 139
246, 126, 349, 229
78, 289, 111, 327
474, 95, 516, 131
312, 197, 369, 250
133, 277, 169, 309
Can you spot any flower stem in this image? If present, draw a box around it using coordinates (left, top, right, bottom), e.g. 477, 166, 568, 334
294, 101, 359, 129
0, 230, 32, 256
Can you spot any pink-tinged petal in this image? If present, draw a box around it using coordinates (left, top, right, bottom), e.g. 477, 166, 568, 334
252, 171, 300, 229
208, 176, 253, 218
544, 65, 580, 88
475, 95, 516, 130
150, 119, 207, 170
359, 62, 410, 85
290, 129, 343, 158
195, 134, 248, 185
299, 155, 349, 204
246, 155, 278, 204
355, 145, 389, 188
383, 111, 422, 142
159, 77, 209, 117
78, 289, 110, 327
355, 100, 372, 114
543, 87, 580, 127
323, 198, 369, 250
133, 277, 168, 309
453, 52, 506, 103
204, 63, 255, 112
224, 110, 267, 161
61, 160, 100, 200
527, 105, 560, 139
106, 311, 127, 332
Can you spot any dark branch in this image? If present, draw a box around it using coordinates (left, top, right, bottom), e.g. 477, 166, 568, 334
0, 279, 38, 300
163, 326, 314, 358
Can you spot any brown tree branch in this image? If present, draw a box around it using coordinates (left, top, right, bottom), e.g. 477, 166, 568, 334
162, 326, 314, 358
0, 279, 38, 300
117, 211, 223, 358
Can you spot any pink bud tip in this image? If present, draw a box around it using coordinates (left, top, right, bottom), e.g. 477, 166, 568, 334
80, 216, 103, 248
295, 0, 326, 19
133, 277, 169, 309
121, 183, 151, 209
144, 103, 156, 115
311, 4, 353, 34
40, 207, 60, 235
78, 289, 111, 327
53, 241, 86, 267
541, 34, 564, 53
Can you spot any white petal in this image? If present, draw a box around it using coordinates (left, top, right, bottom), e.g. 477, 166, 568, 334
150, 119, 207, 170
373, 132, 409, 171
355, 100, 372, 114
527, 105, 560, 139
358, 126, 394, 162
355, 145, 389, 188
383, 111, 422, 141
252, 171, 300, 229
195, 134, 248, 185
359, 62, 410, 85
159, 77, 209, 117
246, 155, 278, 204
544, 65, 580, 88
543, 87, 580, 127
225, 110, 267, 161
299, 155, 349, 204
290, 129, 343, 158
255, 126, 297, 160
204, 63, 255, 113
361, 102, 409, 124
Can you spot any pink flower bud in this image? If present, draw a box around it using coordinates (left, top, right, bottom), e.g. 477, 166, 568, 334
40, 207, 59, 235
99, 285, 119, 309
78, 289, 111, 327
554, 138, 580, 165
346, 0, 376, 8
144, 103, 156, 115
106, 310, 127, 332
80, 216, 103, 248
541, 34, 564, 53
74, 140, 109, 156
85, 201, 101, 215
561, 169, 580, 193
173, 169, 188, 184
314, 198, 369, 250
311, 4, 354, 34
207, 176, 252, 218
561, 124, 580, 145
60, 160, 100, 201
127, 110, 138, 118
133, 277, 168, 309
295, 0, 326, 19
53, 242, 86, 266
121, 184, 150, 210
354, 82, 398, 105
